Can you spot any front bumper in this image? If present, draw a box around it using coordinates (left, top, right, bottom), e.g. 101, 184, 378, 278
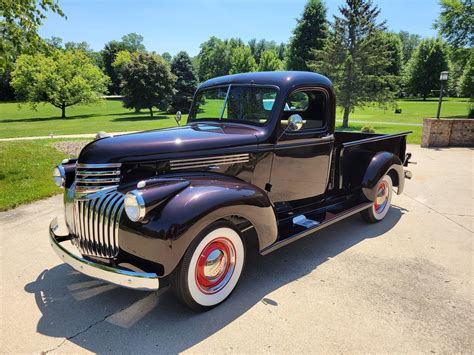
49, 218, 159, 291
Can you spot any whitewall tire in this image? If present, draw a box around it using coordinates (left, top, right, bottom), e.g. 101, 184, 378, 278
171, 221, 245, 312
361, 174, 393, 223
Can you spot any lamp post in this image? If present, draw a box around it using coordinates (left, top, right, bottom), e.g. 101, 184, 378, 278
436, 71, 449, 119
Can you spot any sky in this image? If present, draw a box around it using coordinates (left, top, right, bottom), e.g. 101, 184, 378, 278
38, 0, 442, 56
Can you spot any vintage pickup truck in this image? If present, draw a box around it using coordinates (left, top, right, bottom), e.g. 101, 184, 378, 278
50, 71, 412, 311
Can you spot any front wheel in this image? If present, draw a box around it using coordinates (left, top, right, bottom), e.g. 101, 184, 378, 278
171, 221, 245, 312
361, 174, 393, 223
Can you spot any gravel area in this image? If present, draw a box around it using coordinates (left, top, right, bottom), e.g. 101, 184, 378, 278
52, 140, 90, 156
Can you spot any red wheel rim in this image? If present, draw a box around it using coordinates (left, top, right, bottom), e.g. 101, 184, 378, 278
195, 237, 236, 294
374, 180, 389, 214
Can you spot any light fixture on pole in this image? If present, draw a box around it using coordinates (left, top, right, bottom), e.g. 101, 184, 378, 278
436, 71, 449, 119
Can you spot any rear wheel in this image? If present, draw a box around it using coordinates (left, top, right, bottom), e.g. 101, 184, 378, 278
361, 174, 393, 223
171, 221, 245, 312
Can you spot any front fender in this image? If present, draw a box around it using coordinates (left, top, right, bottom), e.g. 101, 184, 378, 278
120, 176, 277, 276
361, 152, 405, 201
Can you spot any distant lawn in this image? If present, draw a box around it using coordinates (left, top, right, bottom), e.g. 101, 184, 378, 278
0, 100, 181, 138
0, 139, 74, 211
0, 98, 470, 144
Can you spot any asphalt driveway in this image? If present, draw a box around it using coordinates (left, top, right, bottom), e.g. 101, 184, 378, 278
1, 145, 472, 353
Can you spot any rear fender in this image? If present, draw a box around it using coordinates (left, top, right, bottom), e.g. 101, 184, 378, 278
361, 152, 404, 201
120, 176, 277, 276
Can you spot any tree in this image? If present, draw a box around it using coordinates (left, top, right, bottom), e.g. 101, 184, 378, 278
121, 32, 146, 52
230, 46, 257, 74
170, 51, 198, 113
120, 52, 176, 117
286, 0, 327, 71
458, 49, 473, 97
381, 32, 403, 76
310, 0, 395, 128
0, 0, 65, 72
398, 31, 421, 64
258, 50, 283, 71
405, 38, 450, 100
11, 50, 108, 118
197, 37, 231, 80
161, 52, 172, 63
101, 41, 127, 94
434, 0, 473, 48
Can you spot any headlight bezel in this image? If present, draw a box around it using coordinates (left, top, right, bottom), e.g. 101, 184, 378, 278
52, 165, 66, 188
124, 190, 146, 222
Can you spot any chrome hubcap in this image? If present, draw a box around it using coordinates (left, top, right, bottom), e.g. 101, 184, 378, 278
374, 181, 389, 214
195, 238, 236, 294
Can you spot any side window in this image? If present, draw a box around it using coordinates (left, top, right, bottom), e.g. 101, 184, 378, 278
281, 89, 327, 131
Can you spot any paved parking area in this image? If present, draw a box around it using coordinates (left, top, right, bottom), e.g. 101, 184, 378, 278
1, 145, 472, 353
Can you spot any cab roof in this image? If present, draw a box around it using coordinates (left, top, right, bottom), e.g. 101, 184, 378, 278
198, 71, 333, 92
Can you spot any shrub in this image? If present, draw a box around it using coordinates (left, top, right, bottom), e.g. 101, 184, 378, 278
361, 125, 375, 133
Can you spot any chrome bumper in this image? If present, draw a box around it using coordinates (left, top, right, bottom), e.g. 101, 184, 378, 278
49, 218, 159, 291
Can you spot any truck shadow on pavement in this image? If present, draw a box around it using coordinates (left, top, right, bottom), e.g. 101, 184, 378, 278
25, 207, 404, 353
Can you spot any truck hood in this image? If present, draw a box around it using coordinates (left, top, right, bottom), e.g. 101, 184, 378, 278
78, 123, 262, 164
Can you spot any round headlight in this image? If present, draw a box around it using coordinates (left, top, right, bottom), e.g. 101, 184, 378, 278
52, 165, 65, 188
124, 191, 146, 222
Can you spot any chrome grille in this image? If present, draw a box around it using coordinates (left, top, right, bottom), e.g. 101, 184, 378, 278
75, 163, 121, 193
170, 154, 250, 170
69, 190, 124, 258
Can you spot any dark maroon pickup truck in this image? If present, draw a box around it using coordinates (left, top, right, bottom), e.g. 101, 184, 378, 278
50, 71, 412, 311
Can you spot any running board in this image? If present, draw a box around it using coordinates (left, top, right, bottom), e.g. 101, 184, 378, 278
261, 202, 373, 255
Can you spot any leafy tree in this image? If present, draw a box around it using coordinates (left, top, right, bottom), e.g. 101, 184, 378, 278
11, 50, 109, 118
287, 0, 327, 71
398, 31, 421, 64
258, 50, 283, 71
45, 36, 63, 49
381, 32, 403, 76
405, 38, 450, 100
0, 0, 65, 71
277, 42, 287, 61
230, 46, 257, 74
248, 39, 278, 64
101, 41, 127, 94
434, 0, 473, 48
197, 36, 231, 80
458, 49, 473, 97
120, 52, 176, 117
447, 47, 471, 95
171, 51, 198, 113
161, 52, 172, 63
310, 0, 395, 128
121, 32, 146, 52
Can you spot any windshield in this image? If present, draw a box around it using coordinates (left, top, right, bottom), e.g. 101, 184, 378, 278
189, 85, 278, 125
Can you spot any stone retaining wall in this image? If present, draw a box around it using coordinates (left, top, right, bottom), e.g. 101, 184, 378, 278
421, 118, 474, 147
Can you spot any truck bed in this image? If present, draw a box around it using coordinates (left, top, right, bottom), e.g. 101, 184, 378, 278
331, 131, 411, 191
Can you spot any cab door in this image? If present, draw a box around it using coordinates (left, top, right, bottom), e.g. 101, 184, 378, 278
268, 88, 334, 204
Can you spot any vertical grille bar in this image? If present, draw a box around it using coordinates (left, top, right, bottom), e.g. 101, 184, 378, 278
68, 189, 124, 258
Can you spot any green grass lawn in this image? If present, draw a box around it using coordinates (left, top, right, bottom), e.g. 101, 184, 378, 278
0, 139, 74, 211
0, 98, 469, 139
0, 100, 181, 138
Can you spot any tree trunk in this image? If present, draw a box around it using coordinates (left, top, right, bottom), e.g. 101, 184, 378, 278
342, 106, 350, 129
149, 107, 153, 117
61, 103, 66, 119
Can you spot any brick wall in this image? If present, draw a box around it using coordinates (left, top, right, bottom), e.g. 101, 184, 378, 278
421, 118, 474, 147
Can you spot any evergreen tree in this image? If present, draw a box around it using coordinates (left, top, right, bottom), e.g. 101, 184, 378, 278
286, 0, 327, 71
258, 50, 283, 71
229, 46, 257, 74
405, 38, 450, 100
310, 0, 395, 128
171, 51, 198, 113
120, 53, 176, 116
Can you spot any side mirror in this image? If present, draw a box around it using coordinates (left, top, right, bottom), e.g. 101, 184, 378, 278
175, 111, 182, 126
287, 114, 303, 132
